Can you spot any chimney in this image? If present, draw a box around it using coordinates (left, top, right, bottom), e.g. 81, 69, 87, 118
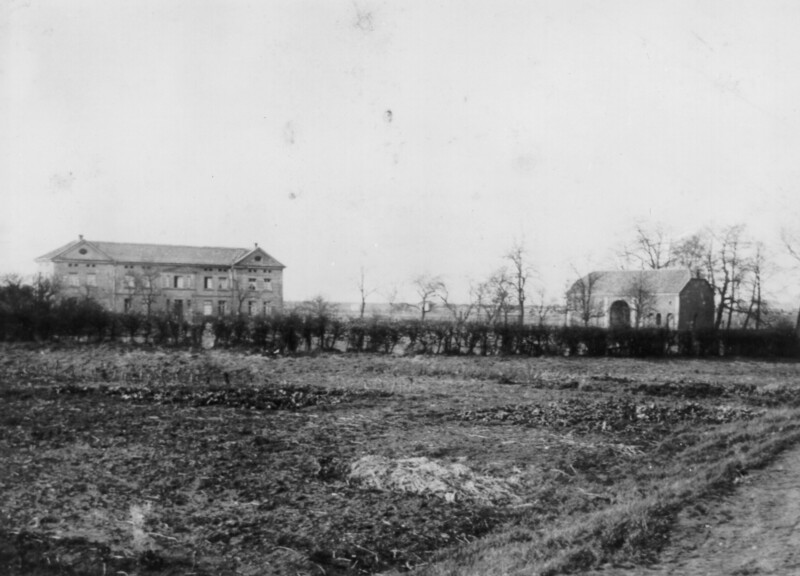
79, 234, 84, 241
255, 242, 258, 249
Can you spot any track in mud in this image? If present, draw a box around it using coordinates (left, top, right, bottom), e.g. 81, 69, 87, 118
585, 442, 800, 576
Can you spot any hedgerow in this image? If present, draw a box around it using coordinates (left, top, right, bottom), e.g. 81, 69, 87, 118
1, 294, 798, 358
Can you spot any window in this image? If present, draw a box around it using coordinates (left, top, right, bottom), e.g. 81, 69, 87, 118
264, 279, 272, 292
204, 277, 213, 290
218, 300, 227, 316
173, 276, 184, 289
262, 302, 271, 315
248, 300, 256, 315
254, 256, 262, 262
123, 298, 132, 313
218, 277, 228, 290
125, 275, 135, 289
203, 301, 213, 316
68, 273, 79, 287
248, 278, 257, 291
86, 274, 96, 287
655, 313, 662, 326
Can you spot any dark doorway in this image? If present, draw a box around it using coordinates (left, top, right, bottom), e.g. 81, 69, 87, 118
609, 300, 631, 328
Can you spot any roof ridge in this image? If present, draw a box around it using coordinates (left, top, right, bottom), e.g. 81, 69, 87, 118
93, 240, 248, 251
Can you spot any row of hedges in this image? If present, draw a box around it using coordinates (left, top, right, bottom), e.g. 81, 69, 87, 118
2, 299, 798, 358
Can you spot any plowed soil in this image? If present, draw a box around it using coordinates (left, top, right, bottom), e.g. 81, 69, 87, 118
2, 346, 800, 575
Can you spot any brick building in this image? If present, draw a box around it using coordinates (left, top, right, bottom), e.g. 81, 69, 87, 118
566, 269, 714, 330
36, 236, 285, 318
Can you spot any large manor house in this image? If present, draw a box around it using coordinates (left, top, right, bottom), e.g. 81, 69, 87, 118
37, 236, 285, 318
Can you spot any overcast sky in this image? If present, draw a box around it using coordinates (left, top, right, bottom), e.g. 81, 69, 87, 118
2, 0, 800, 303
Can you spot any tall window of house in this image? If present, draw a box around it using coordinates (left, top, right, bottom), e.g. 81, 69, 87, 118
248, 278, 257, 291
86, 274, 97, 287
68, 273, 79, 287
173, 275, 184, 289
262, 302, 270, 315
656, 313, 662, 326
218, 277, 228, 290
264, 279, 272, 292
203, 301, 213, 316
124, 298, 132, 313
248, 300, 256, 315
218, 300, 227, 316
125, 275, 135, 289
204, 277, 213, 290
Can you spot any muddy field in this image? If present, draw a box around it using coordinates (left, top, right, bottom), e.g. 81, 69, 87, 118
2, 345, 800, 575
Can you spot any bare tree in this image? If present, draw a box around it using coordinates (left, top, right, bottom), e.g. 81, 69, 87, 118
468, 269, 513, 325
356, 266, 378, 319
412, 274, 446, 321
625, 272, 657, 328
566, 270, 605, 327
382, 284, 405, 318
781, 227, 800, 331
487, 268, 516, 325
707, 224, 749, 330
671, 232, 710, 276
530, 286, 557, 326
127, 268, 162, 317
470, 279, 497, 324
506, 241, 534, 325
298, 295, 338, 317
619, 222, 675, 270
439, 283, 473, 323
741, 241, 768, 330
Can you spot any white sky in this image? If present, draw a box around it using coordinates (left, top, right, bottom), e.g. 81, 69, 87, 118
2, 0, 800, 303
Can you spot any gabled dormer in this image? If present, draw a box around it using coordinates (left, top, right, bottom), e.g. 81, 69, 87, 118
36, 235, 115, 264
233, 244, 285, 269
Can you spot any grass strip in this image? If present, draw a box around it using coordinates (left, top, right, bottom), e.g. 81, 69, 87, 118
419, 408, 800, 576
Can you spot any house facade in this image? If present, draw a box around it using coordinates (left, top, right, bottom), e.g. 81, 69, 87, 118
567, 269, 714, 330
36, 237, 285, 318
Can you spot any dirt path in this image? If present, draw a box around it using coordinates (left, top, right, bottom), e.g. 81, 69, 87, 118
588, 444, 800, 575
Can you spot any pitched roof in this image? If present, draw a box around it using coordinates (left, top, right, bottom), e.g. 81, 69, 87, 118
37, 239, 285, 268
571, 269, 693, 296
36, 239, 83, 261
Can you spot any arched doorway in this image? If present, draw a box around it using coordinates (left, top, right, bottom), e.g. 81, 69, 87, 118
609, 300, 631, 328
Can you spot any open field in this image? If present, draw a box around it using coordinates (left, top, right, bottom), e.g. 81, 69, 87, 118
3, 345, 800, 575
